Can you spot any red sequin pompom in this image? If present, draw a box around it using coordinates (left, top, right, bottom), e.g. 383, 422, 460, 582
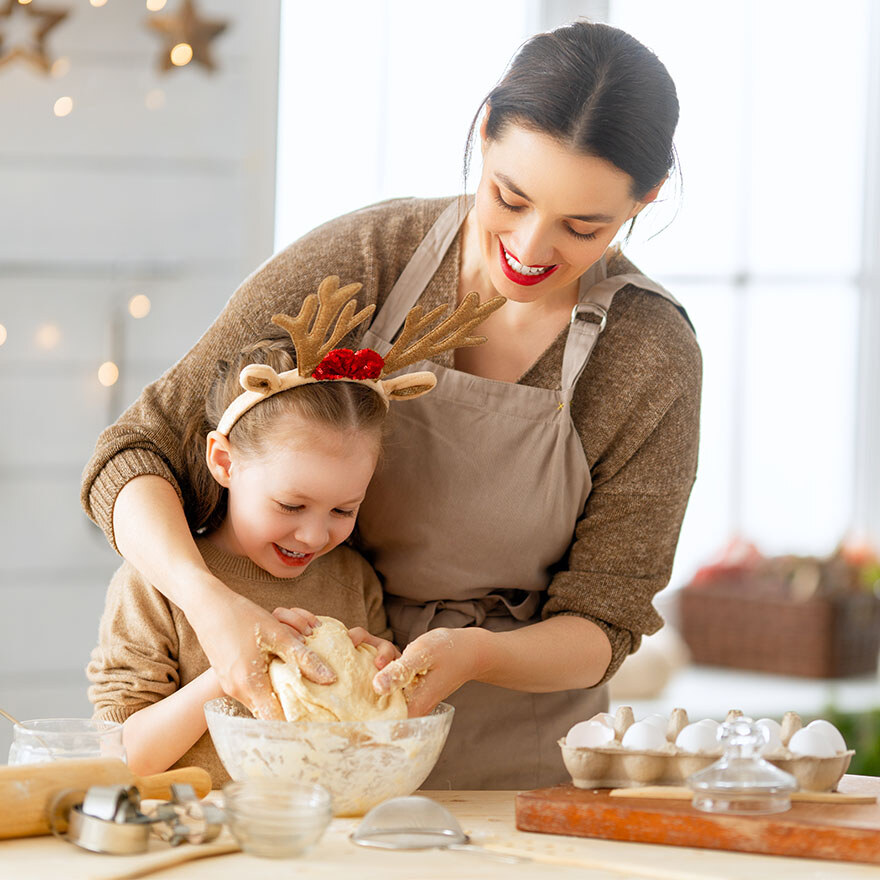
312, 348, 385, 381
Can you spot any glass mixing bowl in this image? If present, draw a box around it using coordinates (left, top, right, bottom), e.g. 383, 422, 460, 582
204, 698, 454, 817
8, 718, 125, 765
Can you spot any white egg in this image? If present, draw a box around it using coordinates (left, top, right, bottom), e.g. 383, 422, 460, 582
566, 720, 616, 749
806, 719, 847, 753
641, 713, 668, 730
675, 722, 720, 753
588, 712, 616, 730
696, 718, 720, 731
755, 718, 783, 753
788, 726, 837, 758
621, 720, 668, 751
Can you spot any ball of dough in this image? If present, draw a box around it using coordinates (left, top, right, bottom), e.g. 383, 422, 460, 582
268, 616, 407, 723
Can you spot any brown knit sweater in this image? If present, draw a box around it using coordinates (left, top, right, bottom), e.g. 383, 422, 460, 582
87, 538, 390, 787
81, 196, 702, 682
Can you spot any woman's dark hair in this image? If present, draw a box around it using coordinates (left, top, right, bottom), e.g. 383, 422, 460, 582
182, 334, 387, 533
465, 20, 679, 200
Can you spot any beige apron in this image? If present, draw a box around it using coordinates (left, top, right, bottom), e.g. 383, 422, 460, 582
357, 199, 684, 790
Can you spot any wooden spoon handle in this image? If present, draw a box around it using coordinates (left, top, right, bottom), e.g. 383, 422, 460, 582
133, 766, 212, 800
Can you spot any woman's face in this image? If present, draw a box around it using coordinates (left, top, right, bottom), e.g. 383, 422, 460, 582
474, 122, 652, 304
207, 423, 378, 579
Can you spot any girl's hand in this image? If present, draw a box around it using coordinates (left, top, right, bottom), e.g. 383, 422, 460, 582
272, 606, 322, 637
197, 589, 336, 721
371, 628, 488, 717
347, 627, 401, 670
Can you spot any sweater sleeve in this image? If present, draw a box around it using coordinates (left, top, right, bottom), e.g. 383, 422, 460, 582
541, 292, 702, 684
80, 198, 443, 552
86, 563, 181, 723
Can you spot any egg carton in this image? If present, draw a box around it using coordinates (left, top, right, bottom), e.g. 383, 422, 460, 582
559, 707, 854, 792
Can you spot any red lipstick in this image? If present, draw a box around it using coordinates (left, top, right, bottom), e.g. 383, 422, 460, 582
498, 240, 559, 286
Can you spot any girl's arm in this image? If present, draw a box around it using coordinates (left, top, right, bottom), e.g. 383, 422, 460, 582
373, 617, 610, 717
113, 476, 336, 721
122, 669, 225, 776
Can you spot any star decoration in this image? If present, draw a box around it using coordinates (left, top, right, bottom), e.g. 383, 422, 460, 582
145, 0, 228, 73
0, 0, 69, 75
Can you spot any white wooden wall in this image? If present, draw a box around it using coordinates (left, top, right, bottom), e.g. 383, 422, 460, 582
0, 0, 280, 760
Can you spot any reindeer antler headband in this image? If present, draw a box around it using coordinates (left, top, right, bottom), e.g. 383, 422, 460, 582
216, 275, 505, 436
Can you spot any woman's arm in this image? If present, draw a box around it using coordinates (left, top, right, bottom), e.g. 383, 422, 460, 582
122, 668, 225, 776
374, 617, 610, 717
113, 475, 335, 720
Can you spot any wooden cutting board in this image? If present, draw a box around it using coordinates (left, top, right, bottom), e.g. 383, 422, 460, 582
515, 774, 880, 865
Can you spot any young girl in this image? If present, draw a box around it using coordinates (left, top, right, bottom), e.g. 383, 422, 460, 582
87, 276, 503, 784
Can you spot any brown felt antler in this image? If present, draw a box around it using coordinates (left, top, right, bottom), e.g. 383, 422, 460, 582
271, 276, 375, 377
380, 291, 505, 377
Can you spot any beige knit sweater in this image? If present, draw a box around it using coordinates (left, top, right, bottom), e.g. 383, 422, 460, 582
87, 538, 390, 787
81, 196, 702, 682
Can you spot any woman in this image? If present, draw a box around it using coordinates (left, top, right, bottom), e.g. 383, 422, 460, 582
81, 20, 701, 789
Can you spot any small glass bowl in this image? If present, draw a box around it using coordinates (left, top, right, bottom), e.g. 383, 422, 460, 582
223, 780, 332, 858
8, 718, 125, 765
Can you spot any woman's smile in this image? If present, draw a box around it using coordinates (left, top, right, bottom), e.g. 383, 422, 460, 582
498, 240, 560, 286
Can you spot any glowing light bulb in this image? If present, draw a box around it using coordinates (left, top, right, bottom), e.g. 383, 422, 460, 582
128, 295, 151, 319
146, 0, 166, 10
145, 88, 165, 110
0, 324, 7, 346
98, 361, 119, 387
54, 96, 73, 117
90, 0, 108, 6
35, 324, 61, 349
169, 43, 193, 66
18, 1, 33, 6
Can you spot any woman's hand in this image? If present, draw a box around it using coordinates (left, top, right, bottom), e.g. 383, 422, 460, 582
196, 588, 336, 721
372, 628, 488, 717
347, 627, 400, 670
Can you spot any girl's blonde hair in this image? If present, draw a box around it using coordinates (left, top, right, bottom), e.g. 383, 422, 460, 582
183, 333, 387, 533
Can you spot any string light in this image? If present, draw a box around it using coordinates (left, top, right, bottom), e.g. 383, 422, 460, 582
169, 43, 192, 66
98, 361, 119, 387
146, 0, 166, 10
0, 324, 7, 346
53, 96, 73, 117
35, 324, 61, 350
89, 0, 108, 6
50, 57, 70, 78
128, 295, 151, 319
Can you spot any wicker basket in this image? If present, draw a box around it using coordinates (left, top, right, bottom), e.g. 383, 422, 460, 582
678, 581, 880, 678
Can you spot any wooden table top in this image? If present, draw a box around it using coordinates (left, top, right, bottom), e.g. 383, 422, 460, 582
4, 789, 880, 879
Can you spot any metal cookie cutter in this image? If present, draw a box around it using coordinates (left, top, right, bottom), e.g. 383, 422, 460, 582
49, 783, 225, 855
150, 783, 225, 846
51, 784, 154, 854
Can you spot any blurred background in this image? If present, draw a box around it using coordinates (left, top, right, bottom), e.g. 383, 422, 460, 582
1, 0, 878, 761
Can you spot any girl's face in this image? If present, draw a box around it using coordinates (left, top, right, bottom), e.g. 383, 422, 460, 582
474, 122, 656, 304
207, 425, 379, 578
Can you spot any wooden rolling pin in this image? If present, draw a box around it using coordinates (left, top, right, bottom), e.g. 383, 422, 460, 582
608, 785, 877, 804
0, 757, 212, 840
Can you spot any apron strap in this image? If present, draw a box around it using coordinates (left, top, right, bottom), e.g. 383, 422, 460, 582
368, 197, 471, 341
561, 271, 693, 394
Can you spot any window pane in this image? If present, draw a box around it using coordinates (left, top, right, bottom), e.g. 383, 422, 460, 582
741, 281, 859, 553
275, 0, 532, 249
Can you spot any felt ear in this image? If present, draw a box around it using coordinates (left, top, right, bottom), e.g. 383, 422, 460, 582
239, 363, 283, 394
381, 372, 437, 400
